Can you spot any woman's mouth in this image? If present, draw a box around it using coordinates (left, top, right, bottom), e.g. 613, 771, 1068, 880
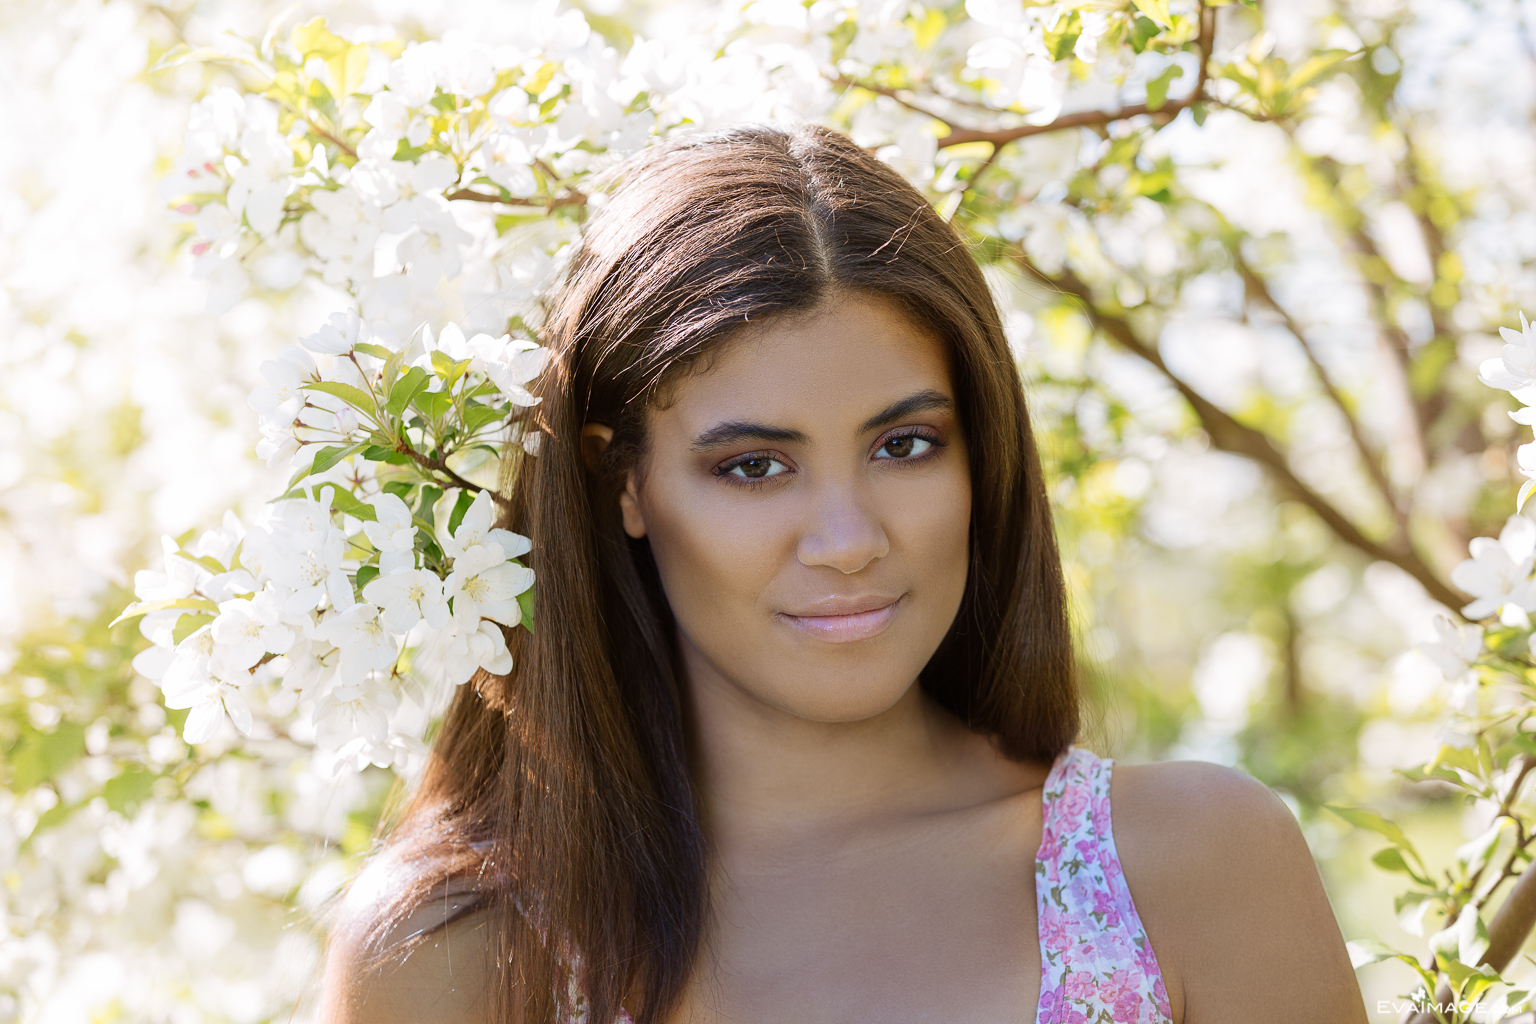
776, 595, 904, 643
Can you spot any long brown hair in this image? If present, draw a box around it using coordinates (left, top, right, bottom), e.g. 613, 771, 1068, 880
341, 122, 1077, 1024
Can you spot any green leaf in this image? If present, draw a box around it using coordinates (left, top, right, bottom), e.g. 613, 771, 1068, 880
172, 613, 214, 645
1129, 15, 1161, 53
447, 488, 475, 537
517, 587, 535, 633
103, 766, 158, 815
429, 350, 473, 391
109, 596, 220, 627
355, 565, 380, 592
1371, 846, 1416, 875
292, 17, 350, 60
1345, 939, 1425, 988
1285, 49, 1355, 91
419, 485, 444, 531
387, 366, 431, 420
1326, 805, 1425, 869
354, 342, 396, 360
1146, 65, 1184, 111
325, 487, 378, 523
464, 402, 511, 434
414, 387, 453, 421
1191, 102, 1208, 126
1043, 10, 1081, 61
173, 550, 228, 576
1442, 956, 1501, 1002
302, 381, 379, 419
308, 443, 363, 479
10, 723, 87, 792
1131, 0, 1172, 29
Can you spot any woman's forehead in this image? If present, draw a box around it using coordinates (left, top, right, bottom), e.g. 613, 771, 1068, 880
647, 294, 955, 438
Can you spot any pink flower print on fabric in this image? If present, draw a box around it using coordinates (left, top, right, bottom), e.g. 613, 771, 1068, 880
1033, 746, 1174, 1024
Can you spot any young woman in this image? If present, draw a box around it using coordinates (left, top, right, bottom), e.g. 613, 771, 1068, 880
319, 123, 1367, 1024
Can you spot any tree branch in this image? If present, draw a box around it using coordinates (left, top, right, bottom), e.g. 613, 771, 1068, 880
446, 188, 586, 210
308, 118, 357, 161
401, 446, 513, 510
829, 75, 959, 129
1235, 255, 1409, 530
934, 1, 1216, 150
1015, 251, 1465, 612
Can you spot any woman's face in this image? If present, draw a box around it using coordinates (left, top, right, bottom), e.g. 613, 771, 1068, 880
615, 290, 971, 724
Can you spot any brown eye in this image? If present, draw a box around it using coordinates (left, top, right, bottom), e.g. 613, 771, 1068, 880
726, 455, 788, 480
876, 435, 932, 460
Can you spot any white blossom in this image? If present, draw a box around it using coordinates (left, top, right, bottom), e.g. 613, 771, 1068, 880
362, 492, 419, 575
468, 332, 548, 407
362, 568, 450, 633
441, 619, 515, 684
248, 345, 317, 425
314, 603, 400, 684
1417, 615, 1483, 713
301, 310, 371, 355
1479, 312, 1536, 398
436, 487, 532, 561
1449, 514, 1536, 623
209, 588, 297, 670
445, 542, 534, 629
166, 675, 255, 744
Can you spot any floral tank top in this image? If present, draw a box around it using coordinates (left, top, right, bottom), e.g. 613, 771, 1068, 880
596, 744, 1172, 1024
1034, 744, 1174, 1024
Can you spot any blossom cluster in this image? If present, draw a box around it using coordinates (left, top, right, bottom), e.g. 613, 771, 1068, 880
121, 313, 541, 770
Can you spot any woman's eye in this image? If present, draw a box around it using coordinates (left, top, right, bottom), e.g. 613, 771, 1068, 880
727, 455, 788, 479
876, 434, 933, 459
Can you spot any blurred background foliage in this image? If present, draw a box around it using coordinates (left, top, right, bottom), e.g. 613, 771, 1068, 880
2, 0, 1535, 1020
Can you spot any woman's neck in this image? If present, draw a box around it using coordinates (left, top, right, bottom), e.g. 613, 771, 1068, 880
677, 631, 1035, 849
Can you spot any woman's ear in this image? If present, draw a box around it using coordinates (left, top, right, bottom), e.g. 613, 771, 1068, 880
618, 474, 646, 539
581, 424, 646, 539
580, 423, 613, 470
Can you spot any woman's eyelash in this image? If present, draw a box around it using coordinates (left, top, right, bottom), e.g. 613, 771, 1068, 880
873, 428, 946, 461
713, 428, 947, 487
714, 452, 790, 485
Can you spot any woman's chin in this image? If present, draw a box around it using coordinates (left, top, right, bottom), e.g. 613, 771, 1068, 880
751, 676, 918, 726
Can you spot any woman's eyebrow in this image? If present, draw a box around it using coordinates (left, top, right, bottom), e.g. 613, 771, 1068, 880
859, 389, 954, 432
690, 390, 955, 452
690, 422, 809, 452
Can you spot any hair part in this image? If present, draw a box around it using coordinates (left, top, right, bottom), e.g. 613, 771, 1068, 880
333, 122, 1077, 1024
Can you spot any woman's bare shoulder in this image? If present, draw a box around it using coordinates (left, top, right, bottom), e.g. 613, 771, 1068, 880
318, 874, 498, 1024
1108, 759, 1367, 1024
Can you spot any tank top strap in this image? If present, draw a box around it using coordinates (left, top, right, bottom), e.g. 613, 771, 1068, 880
1034, 746, 1174, 1024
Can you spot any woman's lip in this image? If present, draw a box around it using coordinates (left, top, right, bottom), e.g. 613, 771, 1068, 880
777, 597, 902, 643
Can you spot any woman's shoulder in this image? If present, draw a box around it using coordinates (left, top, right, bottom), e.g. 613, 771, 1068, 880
318, 857, 499, 1024
1106, 758, 1367, 1023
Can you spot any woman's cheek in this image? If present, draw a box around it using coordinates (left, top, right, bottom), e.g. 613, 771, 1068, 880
645, 485, 786, 637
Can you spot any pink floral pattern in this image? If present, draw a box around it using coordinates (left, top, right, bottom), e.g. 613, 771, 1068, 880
607, 745, 1172, 1023
1034, 746, 1173, 1024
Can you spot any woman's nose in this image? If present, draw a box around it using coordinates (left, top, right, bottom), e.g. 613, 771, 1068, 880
796, 485, 890, 574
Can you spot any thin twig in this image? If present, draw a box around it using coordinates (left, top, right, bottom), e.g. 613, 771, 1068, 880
445, 188, 586, 210
829, 74, 959, 129
1236, 255, 1408, 528
401, 446, 512, 510
308, 118, 358, 160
